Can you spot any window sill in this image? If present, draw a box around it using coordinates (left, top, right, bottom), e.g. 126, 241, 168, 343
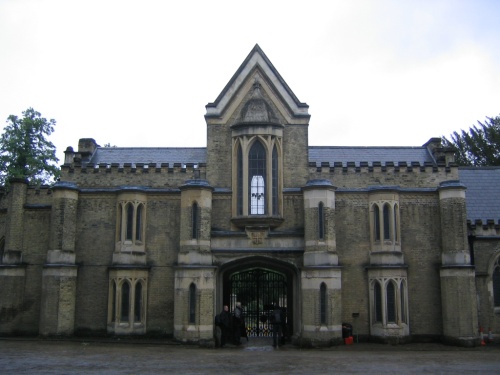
231, 216, 284, 229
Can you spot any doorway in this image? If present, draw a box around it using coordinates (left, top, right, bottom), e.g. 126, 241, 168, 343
223, 267, 293, 338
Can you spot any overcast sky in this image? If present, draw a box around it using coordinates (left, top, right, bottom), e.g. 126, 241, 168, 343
0, 0, 499, 164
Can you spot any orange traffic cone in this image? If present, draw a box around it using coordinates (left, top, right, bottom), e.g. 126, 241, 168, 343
480, 327, 486, 346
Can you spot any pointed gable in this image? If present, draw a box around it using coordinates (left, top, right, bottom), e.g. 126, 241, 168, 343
205, 44, 309, 124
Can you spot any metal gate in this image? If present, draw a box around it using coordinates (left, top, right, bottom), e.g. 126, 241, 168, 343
228, 268, 288, 337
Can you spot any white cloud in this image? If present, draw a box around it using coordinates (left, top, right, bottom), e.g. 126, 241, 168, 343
0, 0, 499, 164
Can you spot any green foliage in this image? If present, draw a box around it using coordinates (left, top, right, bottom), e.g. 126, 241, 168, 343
442, 115, 500, 166
0, 107, 60, 186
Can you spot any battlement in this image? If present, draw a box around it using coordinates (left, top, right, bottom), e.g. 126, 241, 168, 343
308, 160, 452, 170
308, 161, 458, 189
468, 219, 500, 237
60, 162, 207, 188
66, 161, 206, 173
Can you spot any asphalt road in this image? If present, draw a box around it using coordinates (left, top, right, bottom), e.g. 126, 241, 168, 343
0, 338, 499, 374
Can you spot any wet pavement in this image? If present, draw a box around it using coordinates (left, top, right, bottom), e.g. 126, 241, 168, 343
1, 337, 499, 374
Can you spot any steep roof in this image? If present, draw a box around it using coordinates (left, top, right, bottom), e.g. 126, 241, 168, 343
88, 147, 207, 167
205, 44, 309, 120
459, 167, 500, 223
87, 145, 435, 167
308, 146, 435, 167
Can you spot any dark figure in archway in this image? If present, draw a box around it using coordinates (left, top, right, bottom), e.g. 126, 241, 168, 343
233, 302, 245, 344
271, 303, 283, 347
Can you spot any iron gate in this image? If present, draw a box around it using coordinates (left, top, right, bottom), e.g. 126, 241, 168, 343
228, 268, 288, 337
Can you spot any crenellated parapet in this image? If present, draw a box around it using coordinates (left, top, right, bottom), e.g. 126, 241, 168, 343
308, 161, 458, 188
468, 219, 500, 237
60, 162, 207, 188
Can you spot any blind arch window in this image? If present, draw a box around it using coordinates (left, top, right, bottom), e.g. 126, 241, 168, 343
192, 202, 199, 239
320, 282, 327, 325
318, 202, 325, 240
189, 283, 196, 324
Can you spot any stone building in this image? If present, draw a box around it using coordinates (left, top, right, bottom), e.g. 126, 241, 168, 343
1, 44, 499, 346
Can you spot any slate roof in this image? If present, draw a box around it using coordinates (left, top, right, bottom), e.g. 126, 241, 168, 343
88, 145, 436, 168
88, 147, 207, 167
458, 167, 500, 223
308, 146, 435, 167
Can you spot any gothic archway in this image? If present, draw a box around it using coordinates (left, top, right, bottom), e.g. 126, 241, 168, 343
220, 258, 296, 338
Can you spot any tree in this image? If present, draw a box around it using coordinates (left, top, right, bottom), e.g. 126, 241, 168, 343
442, 115, 500, 166
0, 107, 60, 186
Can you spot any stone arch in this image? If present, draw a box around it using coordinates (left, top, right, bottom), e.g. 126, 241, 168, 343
216, 256, 300, 338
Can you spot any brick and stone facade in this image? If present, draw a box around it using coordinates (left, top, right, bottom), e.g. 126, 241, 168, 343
1, 45, 499, 347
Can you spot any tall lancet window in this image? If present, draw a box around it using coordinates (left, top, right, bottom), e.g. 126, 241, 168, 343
237, 145, 243, 215
272, 145, 278, 215
249, 141, 266, 215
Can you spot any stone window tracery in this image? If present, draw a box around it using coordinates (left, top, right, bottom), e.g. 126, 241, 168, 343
116, 193, 147, 253
369, 192, 401, 252
233, 137, 283, 220
370, 277, 408, 327
108, 270, 148, 334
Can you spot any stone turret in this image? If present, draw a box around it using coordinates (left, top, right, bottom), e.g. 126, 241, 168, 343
2, 178, 27, 264
438, 180, 479, 346
300, 179, 342, 345
39, 181, 79, 336
174, 179, 216, 344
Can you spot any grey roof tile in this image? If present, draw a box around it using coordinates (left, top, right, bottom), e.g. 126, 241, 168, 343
89, 145, 435, 168
308, 146, 434, 167
459, 167, 500, 223
88, 147, 207, 167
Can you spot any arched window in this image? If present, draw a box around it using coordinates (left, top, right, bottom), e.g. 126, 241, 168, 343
383, 203, 391, 240
272, 145, 278, 215
192, 202, 199, 239
374, 281, 382, 323
400, 280, 406, 323
134, 281, 143, 322
320, 283, 327, 325
108, 272, 148, 334
233, 135, 282, 219
237, 144, 243, 215
370, 277, 408, 328
394, 204, 399, 242
374, 205, 381, 241
318, 202, 325, 240
189, 283, 196, 324
386, 281, 396, 323
117, 198, 147, 251
126, 203, 134, 241
121, 281, 130, 322
111, 280, 117, 322
136, 204, 143, 241
370, 197, 401, 251
249, 141, 266, 215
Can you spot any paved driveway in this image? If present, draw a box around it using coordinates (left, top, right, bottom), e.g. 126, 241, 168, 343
1, 338, 499, 374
